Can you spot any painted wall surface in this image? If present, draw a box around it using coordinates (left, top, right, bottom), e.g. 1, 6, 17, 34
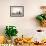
0, 0, 46, 41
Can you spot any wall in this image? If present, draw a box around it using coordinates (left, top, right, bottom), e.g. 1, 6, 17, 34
0, 0, 46, 40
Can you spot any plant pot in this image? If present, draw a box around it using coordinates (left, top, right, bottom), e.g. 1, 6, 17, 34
41, 20, 46, 27
11, 36, 17, 44
7, 39, 12, 44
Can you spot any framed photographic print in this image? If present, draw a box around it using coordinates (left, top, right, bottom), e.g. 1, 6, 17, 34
10, 6, 24, 17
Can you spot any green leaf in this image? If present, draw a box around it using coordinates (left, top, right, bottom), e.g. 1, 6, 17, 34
5, 26, 18, 39
36, 15, 44, 21
44, 15, 46, 20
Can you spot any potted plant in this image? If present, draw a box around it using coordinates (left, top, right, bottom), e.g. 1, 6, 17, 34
5, 26, 18, 43
36, 6, 46, 27
36, 14, 46, 27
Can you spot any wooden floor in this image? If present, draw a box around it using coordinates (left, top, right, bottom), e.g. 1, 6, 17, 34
14, 43, 46, 46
